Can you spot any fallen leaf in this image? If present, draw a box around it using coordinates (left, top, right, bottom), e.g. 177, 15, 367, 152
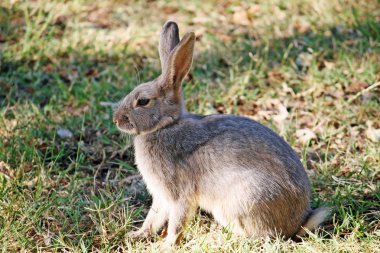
349, 126, 360, 138
87, 8, 112, 29
232, 7, 250, 26
85, 68, 99, 78
43, 63, 55, 73
247, 4, 260, 16
366, 121, 380, 142
43, 231, 52, 246
36, 139, 49, 153
272, 102, 289, 133
324, 30, 332, 37
281, 83, 295, 97
297, 112, 316, 129
65, 104, 89, 116
296, 128, 317, 145
323, 61, 335, 70
0, 161, 14, 179
194, 26, 207, 38
24, 177, 38, 189
345, 81, 369, 93
305, 149, 321, 171
248, 99, 289, 133
160, 5, 178, 14
213, 102, 226, 114
20, 162, 34, 173
293, 18, 311, 34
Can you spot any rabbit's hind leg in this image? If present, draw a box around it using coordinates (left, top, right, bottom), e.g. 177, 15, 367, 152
212, 207, 247, 236
211, 204, 274, 238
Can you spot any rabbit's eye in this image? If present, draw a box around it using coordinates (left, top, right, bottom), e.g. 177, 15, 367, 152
137, 98, 150, 106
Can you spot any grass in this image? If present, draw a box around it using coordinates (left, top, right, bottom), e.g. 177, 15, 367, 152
0, 0, 379, 252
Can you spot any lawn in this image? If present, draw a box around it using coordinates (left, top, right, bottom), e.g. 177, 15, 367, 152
0, 0, 379, 252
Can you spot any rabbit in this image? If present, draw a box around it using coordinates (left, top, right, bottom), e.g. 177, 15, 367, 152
113, 21, 331, 246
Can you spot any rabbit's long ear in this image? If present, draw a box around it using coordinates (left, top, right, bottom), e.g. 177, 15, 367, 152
162, 32, 195, 95
159, 21, 180, 71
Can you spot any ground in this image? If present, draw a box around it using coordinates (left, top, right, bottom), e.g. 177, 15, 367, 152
0, 0, 379, 252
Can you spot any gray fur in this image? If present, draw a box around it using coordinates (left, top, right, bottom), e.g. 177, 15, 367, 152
113, 21, 329, 246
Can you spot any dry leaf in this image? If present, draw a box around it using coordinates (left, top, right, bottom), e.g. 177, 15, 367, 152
272, 102, 289, 133
293, 18, 311, 34
0, 119, 17, 138
87, 8, 112, 28
0, 161, 14, 179
323, 61, 335, 70
86, 68, 99, 78
160, 5, 178, 14
247, 5, 260, 16
345, 81, 369, 93
43, 63, 55, 73
282, 82, 296, 97
232, 8, 250, 26
297, 112, 316, 129
65, 104, 90, 116
366, 121, 380, 142
349, 126, 360, 138
20, 162, 34, 173
296, 128, 317, 145
24, 177, 38, 189
247, 99, 289, 133
305, 150, 321, 171
213, 102, 226, 114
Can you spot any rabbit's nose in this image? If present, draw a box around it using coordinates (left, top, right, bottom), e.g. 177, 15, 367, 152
122, 115, 130, 123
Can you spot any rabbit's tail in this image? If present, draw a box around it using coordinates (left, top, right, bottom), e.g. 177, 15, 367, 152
296, 207, 331, 237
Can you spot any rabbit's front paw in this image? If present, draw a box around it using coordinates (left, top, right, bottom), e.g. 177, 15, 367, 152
126, 228, 150, 241
163, 231, 183, 248
161, 236, 177, 251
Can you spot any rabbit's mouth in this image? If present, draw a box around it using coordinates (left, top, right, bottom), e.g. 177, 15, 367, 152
113, 116, 137, 134
116, 123, 137, 134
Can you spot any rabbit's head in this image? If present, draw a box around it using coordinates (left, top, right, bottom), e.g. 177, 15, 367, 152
113, 21, 195, 134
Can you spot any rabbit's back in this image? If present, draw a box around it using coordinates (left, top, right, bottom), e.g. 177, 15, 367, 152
153, 113, 308, 179
136, 113, 310, 194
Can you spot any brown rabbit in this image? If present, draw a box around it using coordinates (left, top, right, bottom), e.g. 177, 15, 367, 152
113, 21, 330, 246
